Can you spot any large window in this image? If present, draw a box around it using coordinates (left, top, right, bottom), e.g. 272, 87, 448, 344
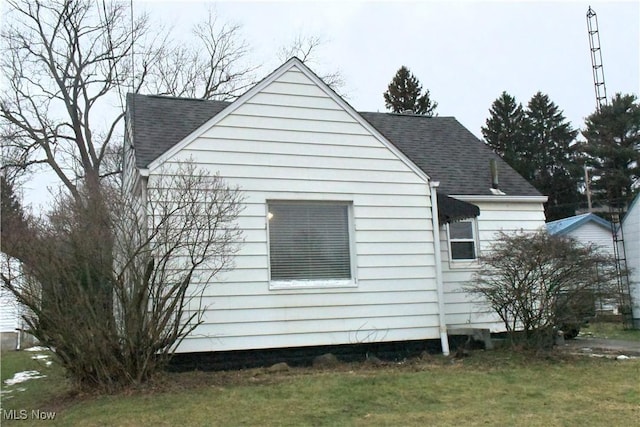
447, 220, 477, 261
268, 202, 352, 284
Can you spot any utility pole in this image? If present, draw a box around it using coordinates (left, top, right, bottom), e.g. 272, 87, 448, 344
584, 165, 592, 212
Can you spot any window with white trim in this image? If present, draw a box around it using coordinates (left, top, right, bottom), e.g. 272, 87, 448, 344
268, 202, 353, 284
447, 220, 477, 260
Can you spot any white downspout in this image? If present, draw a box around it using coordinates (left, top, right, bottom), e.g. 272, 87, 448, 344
429, 182, 450, 356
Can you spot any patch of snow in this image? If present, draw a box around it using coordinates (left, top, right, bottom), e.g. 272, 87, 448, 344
4, 370, 46, 386
31, 354, 49, 360
45, 361, 52, 366
616, 355, 630, 360
24, 346, 48, 352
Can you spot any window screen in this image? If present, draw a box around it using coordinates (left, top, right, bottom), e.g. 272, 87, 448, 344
449, 220, 477, 260
268, 202, 351, 281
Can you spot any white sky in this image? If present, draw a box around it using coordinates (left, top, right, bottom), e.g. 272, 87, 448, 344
18, 0, 640, 209
150, 0, 639, 134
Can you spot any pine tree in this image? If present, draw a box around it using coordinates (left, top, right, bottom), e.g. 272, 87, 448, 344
581, 93, 640, 208
482, 92, 581, 221
524, 92, 581, 220
383, 66, 438, 116
481, 92, 528, 177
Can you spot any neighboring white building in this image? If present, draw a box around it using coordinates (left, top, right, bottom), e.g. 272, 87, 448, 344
546, 213, 614, 253
0, 253, 24, 350
123, 58, 546, 355
547, 213, 618, 313
622, 195, 640, 328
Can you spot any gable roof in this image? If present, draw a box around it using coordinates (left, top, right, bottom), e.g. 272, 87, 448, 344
546, 213, 613, 236
359, 113, 540, 196
127, 93, 229, 169
135, 58, 430, 182
126, 59, 540, 198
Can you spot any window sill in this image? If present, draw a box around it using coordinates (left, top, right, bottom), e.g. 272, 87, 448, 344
448, 259, 480, 270
269, 279, 357, 290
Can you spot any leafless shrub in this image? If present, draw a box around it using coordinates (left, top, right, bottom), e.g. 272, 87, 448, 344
1, 162, 243, 390
466, 230, 620, 350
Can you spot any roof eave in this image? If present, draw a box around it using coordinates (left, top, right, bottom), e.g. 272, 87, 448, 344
450, 195, 548, 203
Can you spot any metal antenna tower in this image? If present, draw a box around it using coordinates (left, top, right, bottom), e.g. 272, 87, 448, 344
586, 6, 608, 111
586, 6, 633, 328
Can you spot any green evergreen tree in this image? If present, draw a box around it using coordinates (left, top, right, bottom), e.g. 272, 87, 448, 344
581, 93, 640, 208
482, 92, 581, 221
481, 92, 529, 177
383, 66, 438, 116
524, 92, 581, 221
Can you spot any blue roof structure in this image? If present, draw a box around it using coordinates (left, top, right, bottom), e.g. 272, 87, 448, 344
546, 213, 613, 236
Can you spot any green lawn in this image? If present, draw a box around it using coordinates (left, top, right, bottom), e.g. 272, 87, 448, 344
581, 321, 640, 341
2, 347, 639, 426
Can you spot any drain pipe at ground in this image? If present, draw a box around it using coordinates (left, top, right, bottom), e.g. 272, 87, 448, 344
429, 181, 450, 356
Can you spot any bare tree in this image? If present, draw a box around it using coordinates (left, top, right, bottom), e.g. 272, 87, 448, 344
466, 231, 620, 350
1, 162, 243, 389
278, 33, 345, 94
0, 0, 146, 195
146, 8, 257, 101
0, 0, 256, 193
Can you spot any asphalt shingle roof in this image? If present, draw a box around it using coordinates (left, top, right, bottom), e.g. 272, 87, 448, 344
127, 93, 230, 168
128, 94, 541, 197
359, 112, 540, 196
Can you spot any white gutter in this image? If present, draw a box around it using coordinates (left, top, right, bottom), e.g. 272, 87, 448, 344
429, 181, 450, 356
451, 195, 548, 203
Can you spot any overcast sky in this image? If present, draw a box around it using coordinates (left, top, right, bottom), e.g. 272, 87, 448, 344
144, 0, 639, 136
18, 0, 640, 209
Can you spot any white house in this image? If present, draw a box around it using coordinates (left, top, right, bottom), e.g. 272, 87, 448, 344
546, 213, 614, 253
622, 194, 640, 328
1, 253, 24, 350
546, 213, 619, 313
123, 58, 546, 355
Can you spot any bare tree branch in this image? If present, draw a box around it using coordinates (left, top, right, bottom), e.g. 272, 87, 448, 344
2, 162, 243, 390
144, 7, 257, 101
278, 32, 345, 94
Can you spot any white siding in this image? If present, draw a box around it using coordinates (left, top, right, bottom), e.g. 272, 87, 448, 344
149, 66, 439, 353
441, 199, 546, 332
622, 198, 640, 325
567, 222, 614, 254
0, 289, 20, 333
0, 255, 22, 333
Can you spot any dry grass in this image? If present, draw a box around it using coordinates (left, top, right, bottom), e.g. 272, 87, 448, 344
2, 348, 639, 426
580, 321, 640, 341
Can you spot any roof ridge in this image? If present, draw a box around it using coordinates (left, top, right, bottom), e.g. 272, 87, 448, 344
359, 111, 457, 119
130, 93, 232, 103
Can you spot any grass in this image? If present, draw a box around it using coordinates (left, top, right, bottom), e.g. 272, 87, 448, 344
2, 346, 639, 426
1, 347, 69, 420
580, 321, 640, 341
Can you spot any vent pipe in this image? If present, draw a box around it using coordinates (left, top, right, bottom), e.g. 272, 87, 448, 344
490, 159, 499, 189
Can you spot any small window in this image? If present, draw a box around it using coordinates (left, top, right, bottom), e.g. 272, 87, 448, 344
268, 202, 352, 284
448, 220, 477, 260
